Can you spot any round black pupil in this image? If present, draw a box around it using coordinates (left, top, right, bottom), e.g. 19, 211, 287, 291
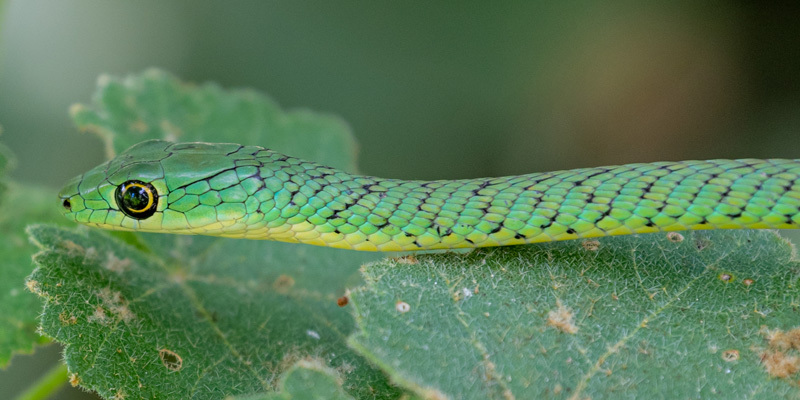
123, 186, 149, 211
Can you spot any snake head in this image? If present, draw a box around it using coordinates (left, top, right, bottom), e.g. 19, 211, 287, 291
58, 139, 252, 234
58, 140, 172, 232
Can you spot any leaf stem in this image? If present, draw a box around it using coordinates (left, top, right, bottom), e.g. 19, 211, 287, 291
14, 362, 69, 400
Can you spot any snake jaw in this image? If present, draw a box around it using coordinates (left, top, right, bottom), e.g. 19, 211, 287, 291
57, 159, 143, 230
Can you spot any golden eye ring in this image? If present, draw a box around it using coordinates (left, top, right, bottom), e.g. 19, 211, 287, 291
115, 180, 158, 219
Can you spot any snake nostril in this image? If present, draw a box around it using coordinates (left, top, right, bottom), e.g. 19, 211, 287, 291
62, 198, 71, 211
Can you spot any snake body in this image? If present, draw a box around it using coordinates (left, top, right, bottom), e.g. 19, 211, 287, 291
58, 140, 800, 251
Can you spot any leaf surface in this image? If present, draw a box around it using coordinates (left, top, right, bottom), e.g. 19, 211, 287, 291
349, 230, 800, 399
230, 359, 354, 400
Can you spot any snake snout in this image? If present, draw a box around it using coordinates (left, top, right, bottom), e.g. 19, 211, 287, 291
57, 174, 83, 217
57, 191, 78, 217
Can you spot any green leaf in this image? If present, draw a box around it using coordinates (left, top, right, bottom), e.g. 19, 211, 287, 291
230, 359, 354, 400
28, 224, 396, 398
0, 139, 61, 367
70, 69, 359, 173
349, 230, 800, 399
28, 70, 400, 398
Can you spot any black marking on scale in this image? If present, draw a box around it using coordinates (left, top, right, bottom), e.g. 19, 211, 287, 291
224, 145, 245, 156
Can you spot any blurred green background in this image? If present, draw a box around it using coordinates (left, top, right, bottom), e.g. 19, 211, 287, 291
1, 1, 798, 399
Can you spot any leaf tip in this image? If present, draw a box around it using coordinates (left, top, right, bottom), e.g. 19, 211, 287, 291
68, 102, 87, 119
69, 372, 81, 387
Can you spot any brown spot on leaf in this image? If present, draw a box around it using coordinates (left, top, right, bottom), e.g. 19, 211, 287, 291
722, 349, 739, 362
25, 280, 42, 296
582, 240, 600, 251
88, 307, 108, 325
58, 240, 85, 255
718, 272, 734, 283
761, 351, 799, 378
336, 360, 356, 375
666, 232, 684, 242
69, 373, 80, 387
743, 278, 754, 286
759, 326, 800, 378
111, 389, 126, 400
104, 252, 131, 273
547, 299, 578, 334
272, 274, 295, 294
96, 288, 136, 324
59, 312, 77, 326
767, 327, 800, 351
159, 348, 183, 371
337, 295, 349, 307
452, 287, 474, 302
394, 255, 419, 264
396, 301, 410, 313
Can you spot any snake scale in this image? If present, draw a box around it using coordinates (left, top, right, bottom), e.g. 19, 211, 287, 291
58, 140, 800, 251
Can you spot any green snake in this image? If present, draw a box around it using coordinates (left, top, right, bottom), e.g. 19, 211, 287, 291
58, 140, 800, 251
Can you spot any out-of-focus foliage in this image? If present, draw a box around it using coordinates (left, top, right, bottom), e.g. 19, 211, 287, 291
0, 142, 63, 368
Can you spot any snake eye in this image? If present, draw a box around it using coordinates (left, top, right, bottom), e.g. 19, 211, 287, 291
115, 180, 158, 219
